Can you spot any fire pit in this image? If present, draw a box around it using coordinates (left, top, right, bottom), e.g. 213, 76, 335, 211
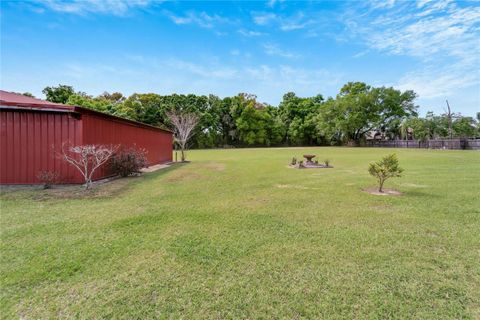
289, 154, 333, 169
303, 154, 316, 163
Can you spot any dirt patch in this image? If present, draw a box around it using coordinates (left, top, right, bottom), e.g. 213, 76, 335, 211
166, 171, 203, 183
275, 184, 319, 190
362, 187, 402, 196
243, 196, 270, 209
204, 162, 226, 171
287, 164, 333, 169
0, 177, 135, 201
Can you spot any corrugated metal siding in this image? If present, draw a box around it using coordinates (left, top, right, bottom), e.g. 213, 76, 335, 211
1, 110, 172, 185
0, 110, 83, 184
82, 114, 172, 180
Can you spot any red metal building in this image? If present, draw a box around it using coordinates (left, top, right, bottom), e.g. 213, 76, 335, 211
0, 91, 173, 184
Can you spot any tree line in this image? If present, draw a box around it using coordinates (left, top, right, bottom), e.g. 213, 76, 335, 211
28, 83, 480, 148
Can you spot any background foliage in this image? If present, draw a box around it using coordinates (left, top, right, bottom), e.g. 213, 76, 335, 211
38, 83, 480, 148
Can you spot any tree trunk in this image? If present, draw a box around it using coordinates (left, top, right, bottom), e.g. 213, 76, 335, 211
378, 179, 385, 193
85, 179, 92, 190
181, 149, 185, 162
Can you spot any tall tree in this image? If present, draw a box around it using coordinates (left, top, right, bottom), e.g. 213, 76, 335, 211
278, 92, 323, 145
236, 103, 270, 145
167, 111, 199, 162
320, 82, 417, 143
42, 85, 75, 104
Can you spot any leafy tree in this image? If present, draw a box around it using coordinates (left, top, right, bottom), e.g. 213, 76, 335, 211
265, 106, 287, 145
368, 154, 403, 193
42, 85, 75, 104
97, 92, 125, 104
236, 103, 270, 145
320, 82, 417, 143
116, 93, 166, 125
453, 116, 477, 138
209, 95, 237, 146
403, 117, 429, 141
37, 82, 462, 148
14, 92, 36, 98
278, 92, 323, 145
376, 87, 418, 138
66, 93, 113, 113
477, 112, 480, 135
424, 111, 449, 139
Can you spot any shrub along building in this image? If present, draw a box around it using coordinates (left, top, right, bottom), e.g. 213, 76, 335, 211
0, 90, 173, 185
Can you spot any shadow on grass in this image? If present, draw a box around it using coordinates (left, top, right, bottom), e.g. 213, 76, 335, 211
0, 163, 187, 202
402, 189, 441, 198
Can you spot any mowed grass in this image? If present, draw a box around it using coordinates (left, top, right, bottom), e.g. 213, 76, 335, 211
1, 147, 479, 319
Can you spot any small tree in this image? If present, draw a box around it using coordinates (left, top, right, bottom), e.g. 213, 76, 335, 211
166, 111, 199, 162
60, 143, 118, 189
368, 154, 403, 192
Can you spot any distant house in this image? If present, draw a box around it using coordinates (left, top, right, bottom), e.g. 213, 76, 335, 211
0, 91, 172, 184
365, 130, 384, 141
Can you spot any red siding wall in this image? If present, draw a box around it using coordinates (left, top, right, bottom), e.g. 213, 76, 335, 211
0, 110, 83, 184
81, 114, 172, 180
0, 110, 172, 185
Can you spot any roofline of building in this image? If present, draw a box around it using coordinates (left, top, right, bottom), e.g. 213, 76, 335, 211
72, 105, 173, 133
0, 102, 173, 134
0, 104, 75, 114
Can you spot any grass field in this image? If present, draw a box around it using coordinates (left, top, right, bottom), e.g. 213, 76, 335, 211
1, 147, 479, 319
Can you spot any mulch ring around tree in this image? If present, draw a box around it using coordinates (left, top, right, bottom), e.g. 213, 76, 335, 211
362, 187, 402, 196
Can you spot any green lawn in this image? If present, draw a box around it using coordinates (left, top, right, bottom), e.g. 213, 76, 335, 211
1, 147, 479, 319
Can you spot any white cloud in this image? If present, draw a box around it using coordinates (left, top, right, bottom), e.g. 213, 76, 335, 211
252, 12, 277, 25
344, 0, 480, 101
370, 0, 396, 9
238, 29, 265, 37
38, 0, 156, 16
396, 61, 478, 99
263, 43, 299, 58
352, 50, 369, 58
416, 0, 433, 8
279, 21, 309, 31
266, 0, 285, 8
55, 56, 341, 104
164, 10, 229, 28
252, 11, 312, 31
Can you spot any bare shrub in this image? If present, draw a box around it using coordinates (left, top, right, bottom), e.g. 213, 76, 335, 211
36, 170, 60, 189
111, 146, 148, 177
60, 143, 118, 189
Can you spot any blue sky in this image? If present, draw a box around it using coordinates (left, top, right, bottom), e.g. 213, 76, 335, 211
1, 0, 479, 116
